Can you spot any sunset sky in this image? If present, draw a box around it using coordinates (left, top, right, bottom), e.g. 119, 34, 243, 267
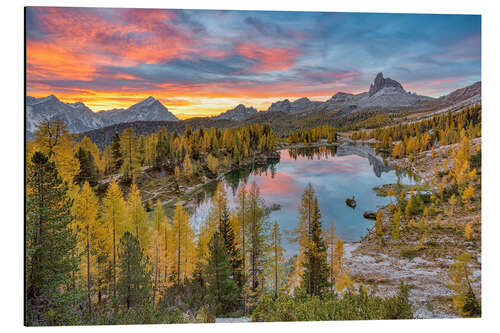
26, 7, 481, 118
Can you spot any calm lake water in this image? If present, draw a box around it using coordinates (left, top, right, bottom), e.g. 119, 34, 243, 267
189, 145, 415, 257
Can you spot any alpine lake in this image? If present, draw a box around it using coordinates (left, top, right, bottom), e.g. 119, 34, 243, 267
179, 143, 417, 257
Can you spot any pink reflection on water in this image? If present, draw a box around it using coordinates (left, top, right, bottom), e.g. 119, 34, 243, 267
251, 172, 302, 196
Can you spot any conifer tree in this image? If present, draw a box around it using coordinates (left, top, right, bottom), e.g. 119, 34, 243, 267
375, 209, 384, 236
151, 200, 166, 304
72, 181, 98, 321
77, 136, 104, 174
117, 232, 151, 310
246, 182, 267, 295
333, 239, 353, 294
392, 208, 401, 240
127, 182, 149, 246
448, 252, 480, 317
207, 154, 219, 175
300, 196, 329, 295
172, 202, 195, 284
270, 221, 285, 297
26, 152, 78, 325
325, 221, 337, 289
30, 120, 80, 188
182, 154, 194, 178
74, 147, 100, 187
235, 183, 248, 312
101, 181, 126, 298
110, 133, 123, 172
204, 232, 239, 315
120, 128, 140, 181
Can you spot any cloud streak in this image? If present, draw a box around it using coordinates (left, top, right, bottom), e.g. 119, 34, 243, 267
26, 7, 481, 116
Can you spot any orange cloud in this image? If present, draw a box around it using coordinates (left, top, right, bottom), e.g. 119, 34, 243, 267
235, 42, 300, 72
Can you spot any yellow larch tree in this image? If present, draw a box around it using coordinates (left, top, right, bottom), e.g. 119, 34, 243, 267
269, 220, 285, 297
325, 221, 337, 288
333, 238, 353, 293
172, 202, 195, 284
72, 181, 98, 320
151, 200, 167, 304
127, 181, 150, 246
182, 154, 194, 178
375, 209, 384, 236
101, 181, 127, 298
448, 252, 480, 317
30, 120, 80, 189
119, 128, 141, 181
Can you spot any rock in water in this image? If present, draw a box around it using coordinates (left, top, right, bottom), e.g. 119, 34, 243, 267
363, 211, 377, 219
346, 197, 356, 208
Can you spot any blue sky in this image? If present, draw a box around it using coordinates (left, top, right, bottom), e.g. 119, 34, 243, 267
26, 7, 481, 117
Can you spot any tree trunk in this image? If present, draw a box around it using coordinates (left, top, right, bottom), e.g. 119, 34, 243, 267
112, 208, 117, 298
86, 228, 93, 321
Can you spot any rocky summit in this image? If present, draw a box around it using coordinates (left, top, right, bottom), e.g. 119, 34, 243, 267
215, 104, 258, 121
368, 72, 406, 96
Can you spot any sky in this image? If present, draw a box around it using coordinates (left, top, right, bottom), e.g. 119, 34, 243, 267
26, 7, 481, 118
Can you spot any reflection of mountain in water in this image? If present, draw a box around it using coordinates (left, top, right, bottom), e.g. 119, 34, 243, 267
336, 143, 392, 177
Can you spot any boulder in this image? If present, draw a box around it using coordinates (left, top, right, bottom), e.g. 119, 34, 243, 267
346, 197, 356, 208
363, 211, 377, 220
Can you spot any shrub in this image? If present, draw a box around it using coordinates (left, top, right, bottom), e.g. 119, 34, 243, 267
252, 284, 412, 321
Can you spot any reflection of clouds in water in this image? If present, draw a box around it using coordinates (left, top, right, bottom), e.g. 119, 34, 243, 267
189, 148, 416, 257
253, 173, 302, 196
190, 199, 212, 235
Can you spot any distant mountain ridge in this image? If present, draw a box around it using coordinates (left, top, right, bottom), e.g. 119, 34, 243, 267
214, 104, 258, 121
27, 73, 481, 139
26, 95, 178, 136
259, 72, 435, 119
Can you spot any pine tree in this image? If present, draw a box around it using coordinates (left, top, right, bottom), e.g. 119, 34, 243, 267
117, 232, 151, 310
74, 147, 100, 187
219, 206, 243, 289
26, 152, 78, 325
300, 196, 329, 295
110, 133, 123, 172
72, 181, 98, 321
291, 184, 329, 295
77, 136, 104, 174
204, 232, 239, 315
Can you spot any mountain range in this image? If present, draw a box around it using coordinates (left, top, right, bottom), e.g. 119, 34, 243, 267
26, 73, 481, 138
26, 95, 178, 136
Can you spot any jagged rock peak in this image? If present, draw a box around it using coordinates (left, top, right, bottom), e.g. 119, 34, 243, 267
369, 72, 405, 96
215, 103, 258, 121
